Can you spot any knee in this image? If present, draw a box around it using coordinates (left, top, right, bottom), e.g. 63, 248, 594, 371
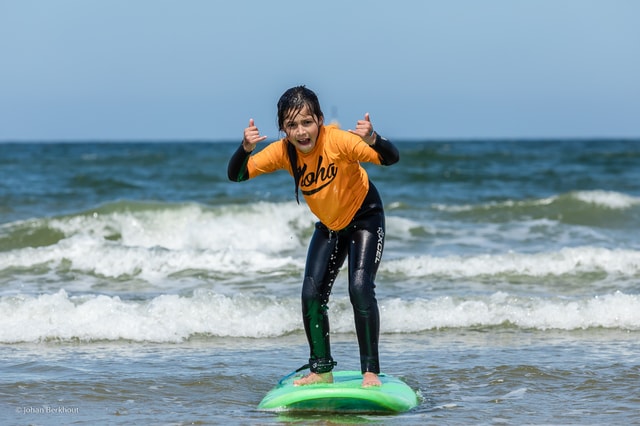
302, 276, 318, 301
349, 268, 376, 309
302, 276, 329, 311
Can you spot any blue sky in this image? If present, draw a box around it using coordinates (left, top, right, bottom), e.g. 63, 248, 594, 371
1, 0, 639, 141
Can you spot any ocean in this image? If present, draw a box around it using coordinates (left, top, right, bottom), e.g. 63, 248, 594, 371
1, 139, 639, 425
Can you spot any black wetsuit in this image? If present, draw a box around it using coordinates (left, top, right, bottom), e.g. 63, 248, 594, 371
303, 181, 386, 374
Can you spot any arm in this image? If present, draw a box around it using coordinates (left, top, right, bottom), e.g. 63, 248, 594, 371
227, 143, 252, 181
370, 133, 400, 166
349, 113, 399, 166
227, 118, 268, 182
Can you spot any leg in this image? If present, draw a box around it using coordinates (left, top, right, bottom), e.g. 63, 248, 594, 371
348, 213, 385, 386
296, 223, 348, 385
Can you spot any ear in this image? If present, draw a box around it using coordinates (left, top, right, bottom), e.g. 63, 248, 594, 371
318, 115, 324, 126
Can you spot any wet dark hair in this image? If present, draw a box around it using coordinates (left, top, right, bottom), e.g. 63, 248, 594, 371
277, 86, 324, 204
277, 86, 324, 131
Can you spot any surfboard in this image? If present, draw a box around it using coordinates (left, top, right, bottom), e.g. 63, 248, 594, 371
258, 370, 418, 414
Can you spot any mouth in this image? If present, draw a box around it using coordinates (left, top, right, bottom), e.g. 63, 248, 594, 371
297, 138, 312, 146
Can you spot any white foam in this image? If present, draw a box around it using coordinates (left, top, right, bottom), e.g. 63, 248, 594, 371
572, 190, 640, 209
0, 202, 312, 284
379, 291, 640, 331
2, 234, 638, 294
431, 196, 555, 213
0, 232, 303, 284
0, 289, 301, 343
383, 246, 640, 278
48, 201, 315, 252
1, 290, 639, 343
432, 190, 640, 212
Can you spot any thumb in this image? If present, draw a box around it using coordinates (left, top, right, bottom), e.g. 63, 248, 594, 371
364, 112, 371, 122
249, 118, 255, 127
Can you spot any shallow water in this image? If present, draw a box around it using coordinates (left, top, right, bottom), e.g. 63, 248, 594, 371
2, 330, 639, 424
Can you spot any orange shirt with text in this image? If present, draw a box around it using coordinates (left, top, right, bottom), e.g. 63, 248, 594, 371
246, 125, 382, 231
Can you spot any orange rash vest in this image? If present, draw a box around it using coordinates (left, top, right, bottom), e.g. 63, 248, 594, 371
246, 125, 383, 231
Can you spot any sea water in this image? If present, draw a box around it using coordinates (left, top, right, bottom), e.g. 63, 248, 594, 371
1, 140, 639, 424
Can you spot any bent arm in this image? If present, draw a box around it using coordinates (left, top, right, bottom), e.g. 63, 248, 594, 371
227, 143, 252, 181
371, 133, 400, 166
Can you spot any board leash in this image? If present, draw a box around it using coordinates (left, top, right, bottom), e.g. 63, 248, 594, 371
278, 363, 310, 385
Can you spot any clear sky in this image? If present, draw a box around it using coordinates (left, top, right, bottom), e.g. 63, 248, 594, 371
1, 0, 639, 141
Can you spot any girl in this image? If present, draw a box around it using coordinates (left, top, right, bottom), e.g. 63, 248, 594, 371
227, 86, 399, 387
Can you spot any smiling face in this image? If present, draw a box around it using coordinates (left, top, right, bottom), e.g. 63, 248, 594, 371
283, 105, 323, 154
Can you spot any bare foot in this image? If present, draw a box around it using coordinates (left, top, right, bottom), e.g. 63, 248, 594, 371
293, 372, 333, 386
362, 372, 381, 387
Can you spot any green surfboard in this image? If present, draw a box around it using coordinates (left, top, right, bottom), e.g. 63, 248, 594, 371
258, 370, 418, 414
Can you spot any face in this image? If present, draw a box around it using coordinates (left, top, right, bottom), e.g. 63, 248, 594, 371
283, 105, 323, 154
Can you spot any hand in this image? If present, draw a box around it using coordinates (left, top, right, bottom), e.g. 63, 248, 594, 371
348, 112, 376, 145
242, 118, 268, 152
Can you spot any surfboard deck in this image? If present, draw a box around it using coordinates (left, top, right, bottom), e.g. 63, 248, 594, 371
258, 370, 418, 414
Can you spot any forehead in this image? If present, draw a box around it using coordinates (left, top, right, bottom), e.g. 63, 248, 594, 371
284, 105, 314, 122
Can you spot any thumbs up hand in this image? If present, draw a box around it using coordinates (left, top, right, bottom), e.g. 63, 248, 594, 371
348, 113, 376, 145
242, 118, 268, 152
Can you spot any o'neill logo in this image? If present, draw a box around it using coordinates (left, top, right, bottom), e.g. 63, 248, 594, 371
299, 155, 338, 196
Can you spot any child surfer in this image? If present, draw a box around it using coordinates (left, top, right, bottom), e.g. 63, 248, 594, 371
227, 86, 399, 387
